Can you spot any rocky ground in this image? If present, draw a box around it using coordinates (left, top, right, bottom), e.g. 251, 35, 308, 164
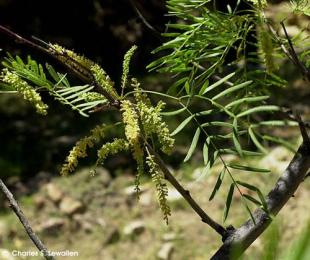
0, 145, 309, 260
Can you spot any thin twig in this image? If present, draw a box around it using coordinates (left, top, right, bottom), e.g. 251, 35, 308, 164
145, 143, 228, 238
129, 0, 162, 37
280, 22, 310, 81
294, 113, 310, 144
0, 179, 55, 260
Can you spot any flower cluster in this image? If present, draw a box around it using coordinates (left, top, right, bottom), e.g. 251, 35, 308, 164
61, 124, 106, 175
120, 100, 140, 144
90, 64, 119, 100
49, 44, 95, 70
138, 100, 174, 154
96, 138, 129, 165
258, 28, 276, 73
133, 79, 174, 154
1, 69, 48, 115
81, 92, 107, 102
121, 45, 137, 90
120, 99, 144, 196
146, 153, 171, 224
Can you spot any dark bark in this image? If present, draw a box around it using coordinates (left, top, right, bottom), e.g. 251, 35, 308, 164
211, 142, 310, 259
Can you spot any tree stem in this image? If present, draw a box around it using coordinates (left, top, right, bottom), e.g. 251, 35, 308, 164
0, 178, 55, 260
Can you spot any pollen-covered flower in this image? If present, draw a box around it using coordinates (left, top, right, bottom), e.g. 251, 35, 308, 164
61, 124, 106, 175
121, 45, 137, 90
120, 100, 140, 144
90, 64, 119, 100
137, 100, 174, 154
96, 138, 129, 165
81, 92, 107, 102
1, 69, 48, 115
146, 152, 171, 224
49, 44, 95, 70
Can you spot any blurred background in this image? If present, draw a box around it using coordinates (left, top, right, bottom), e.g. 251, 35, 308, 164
0, 0, 309, 259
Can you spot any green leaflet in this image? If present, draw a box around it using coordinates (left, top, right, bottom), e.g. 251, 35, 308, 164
161, 107, 187, 116
184, 127, 201, 162
233, 118, 243, 157
167, 77, 188, 94
223, 183, 234, 222
185, 81, 191, 95
201, 121, 233, 128
225, 95, 269, 109
209, 168, 225, 201
248, 127, 268, 154
198, 79, 209, 95
212, 80, 252, 101
237, 105, 280, 118
237, 180, 268, 212
228, 164, 270, 173
263, 135, 297, 152
202, 72, 236, 95
243, 194, 261, 206
171, 115, 195, 136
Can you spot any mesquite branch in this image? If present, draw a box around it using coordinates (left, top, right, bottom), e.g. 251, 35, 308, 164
2, 25, 310, 259
0, 179, 55, 260
0, 25, 228, 238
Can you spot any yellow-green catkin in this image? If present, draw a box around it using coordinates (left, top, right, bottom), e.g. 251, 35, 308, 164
133, 79, 174, 154
96, 138, 129, 165
82, 92, 107, 102
259, 28, 276, 73
1, 69, 48, 115
61, 124, 106, 175
121, 100, 140, 144
90, 64, 119, 100
146, 153, 171, 224
139, 101, 174, 154
121, 45, 137, 90
120, 99, 145, 197
49, 44, 95, 70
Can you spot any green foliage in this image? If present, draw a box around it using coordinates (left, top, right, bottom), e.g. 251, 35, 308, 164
61, 124, 106, 175
290, 0, 310, 16
1, 54, 108, 117
0, 0, 307, 226
1, 69, 48, 114
146, 0, 304, 221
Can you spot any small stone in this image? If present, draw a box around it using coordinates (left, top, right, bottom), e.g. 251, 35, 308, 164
123, 220, 145, 236
95, 167, 112, 186
157, 243, 174, 260
103, 227, 120, 245
96, 217, 107, 229
45, 183, 63, 203
260, 146, 292, 173
33, 195, 46, 209
36, 218, 65, 235
59, 197, 85, 216
0, 221, 9, 242
139, 192, 152, 206
162, 233, 178, 242
123, 185, 137, 197
73, 214, 93, 233
0, 249, 14, 260
167, 188, 182, 202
